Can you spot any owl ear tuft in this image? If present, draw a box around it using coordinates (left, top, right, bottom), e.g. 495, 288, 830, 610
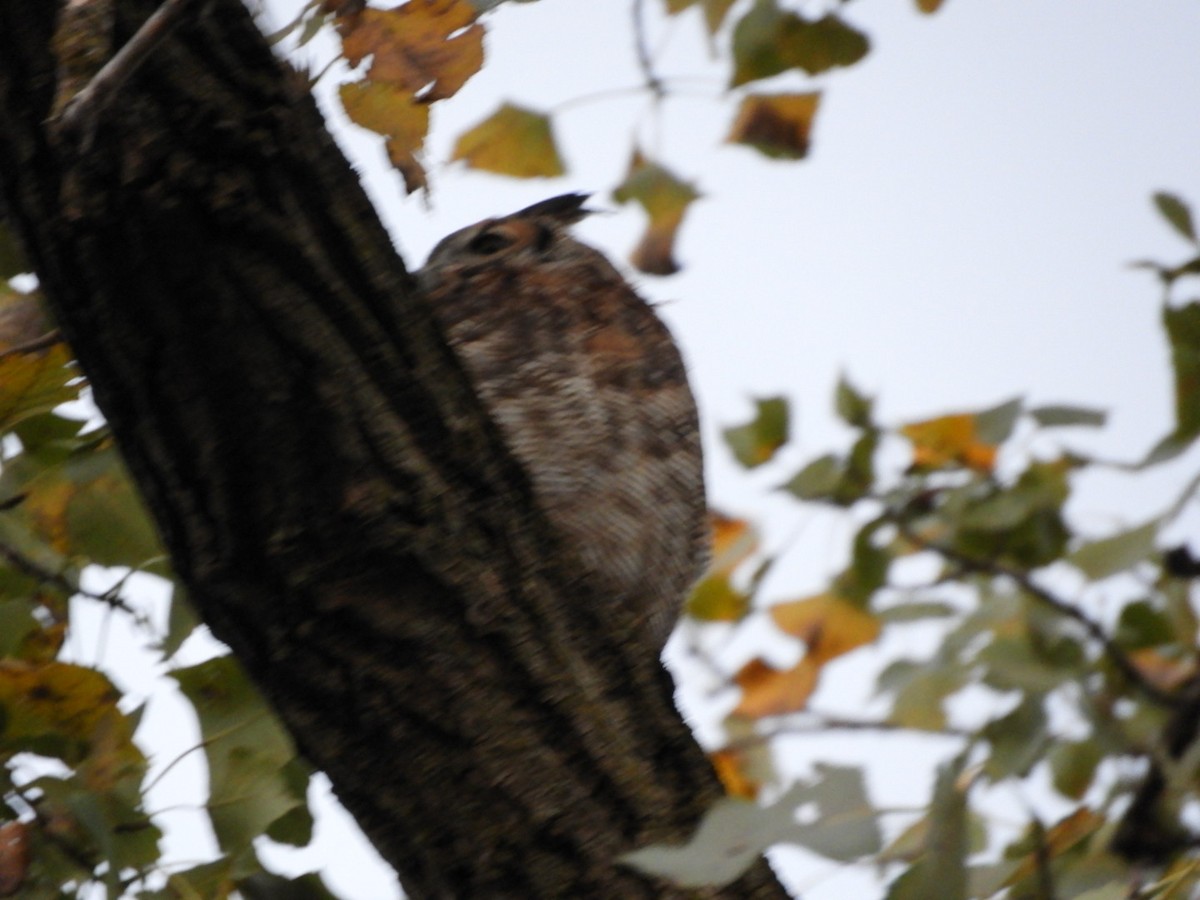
514, 193, 595, 225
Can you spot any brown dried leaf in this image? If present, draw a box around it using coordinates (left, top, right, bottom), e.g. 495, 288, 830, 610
339, 0, 483, 102
727, 92, 821, 160
0, 822, 29, 898
709, 748, 761, 799
901, 412, 998, 472
733, 657, 819, 718
770, 593, 881, 664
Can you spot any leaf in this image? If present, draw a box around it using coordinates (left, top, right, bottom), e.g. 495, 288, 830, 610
620, 780, 810, 888
172, 656, 305, 857
1049, 739, 1103, 800
781, 453, 842, 500
901, 406, 1009, 473
1029, 404, 1107, 428
882, 661, 967, 731
981, 696, 1047, 780
1153, 192, 1197, 243
339, 80, 431, 194
789, 764, 882, 861
726, 92, 821, 160
338, 1, 484, 102
451, 103, 564, 178
1114, 600, 1176, 649
722, 396, 789, 468
769, 593, 881, 659
709, 748, 761, 800
707, 511, 759, 576
1069, 518, 1159, 580
731, 1, 869, 87
888, 755, 970, 900
732, 657, 818, 718
687, 574, 750, 622
836, 373, 874, 428
0, 343, 77, 436
915, 0, 946, 12
0, 821, 29, 897
612, 151, 700, 275
1163, 301, 1200, 439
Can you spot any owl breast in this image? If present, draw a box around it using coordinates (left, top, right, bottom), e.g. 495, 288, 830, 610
418, 195, 708, 651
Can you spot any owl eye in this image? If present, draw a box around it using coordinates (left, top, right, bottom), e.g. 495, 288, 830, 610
465, 229, 514, 256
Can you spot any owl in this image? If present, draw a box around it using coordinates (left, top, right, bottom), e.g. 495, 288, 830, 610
418, 194, 708, 652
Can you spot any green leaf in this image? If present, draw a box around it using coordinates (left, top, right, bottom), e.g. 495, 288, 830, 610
788, 764, 882, 861
974, 396, 1024, 444
159, 581, 200, 659
731, 1, 869, 87
835, 374, 874, 428
1163, 301, 1200, 439
982, 696, 1047, 780
1153, 192, 1197, 243
781, 453, 841, 499
1049, 738, 1102, 800
1029, 404, 1107, 428
1114, 599, 1175, 649
0, 223, 28, 279
612, 151, 701, 275
723, 396, 789, 468
1069, 519, 1159, 581
877, 600, 957, 623
619, 780, 810, 887
172, 656, 304, 857
888, 755, 970, 900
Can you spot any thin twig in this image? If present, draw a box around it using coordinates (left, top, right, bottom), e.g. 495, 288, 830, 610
722, 712, 973, 751
0, 330, 63, 361
0, 538, 138, 617
631, 0, 664, 99
59, 0, 209, 133
894, 520, 1177, 708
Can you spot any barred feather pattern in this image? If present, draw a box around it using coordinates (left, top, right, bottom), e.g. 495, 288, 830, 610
418, 194, 708, 652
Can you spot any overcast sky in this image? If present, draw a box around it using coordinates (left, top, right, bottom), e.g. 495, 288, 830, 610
69, 2, 1200, 897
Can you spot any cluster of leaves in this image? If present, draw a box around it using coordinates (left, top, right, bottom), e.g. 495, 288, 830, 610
623, 195, 1200, 897
276, 0, 942, 274
0, 276, 333, 895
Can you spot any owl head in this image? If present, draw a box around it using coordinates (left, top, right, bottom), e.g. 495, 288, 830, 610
420, 193, 598, 276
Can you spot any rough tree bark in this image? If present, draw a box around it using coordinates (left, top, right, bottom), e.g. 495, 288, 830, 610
0, 1, 788, 897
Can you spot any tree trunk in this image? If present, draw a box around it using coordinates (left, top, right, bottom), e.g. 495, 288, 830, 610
0, 1, 788, 897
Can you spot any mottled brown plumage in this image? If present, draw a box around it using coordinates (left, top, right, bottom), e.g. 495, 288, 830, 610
418, 194, 708, 652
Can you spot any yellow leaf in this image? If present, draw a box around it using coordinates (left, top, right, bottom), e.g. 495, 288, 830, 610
916, 0, 946, 12
732, 657, 819, 718
338, 1, 483, 102
726, 92, 821, 160
708, 510, 758, 576
770, 593, 881, 665
0, 343, 77, 434
0, 661, 119, 749
451, 103, 565, 178
901, 412, 997, 472
687, 574, 750, 622
709, 748, 761, 799
339, 80, 430, 193
612, 151, 700, 275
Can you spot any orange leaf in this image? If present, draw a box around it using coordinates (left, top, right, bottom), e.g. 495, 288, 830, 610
769, 593, 881, 665
339, 0, 483, 102
450, 103, 564, 178
901, 413, 997, 472
612, 151, 700, 275
339, 79, 430, 193
733, 657, 819, 718
726, 92, 821, 160
709, 748, 761, 799
708, 510, 758, 576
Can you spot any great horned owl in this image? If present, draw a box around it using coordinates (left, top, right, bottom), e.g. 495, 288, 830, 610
418, 194, 708, 652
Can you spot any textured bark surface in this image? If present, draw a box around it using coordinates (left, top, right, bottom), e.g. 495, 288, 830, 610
0, 2, 788, 897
